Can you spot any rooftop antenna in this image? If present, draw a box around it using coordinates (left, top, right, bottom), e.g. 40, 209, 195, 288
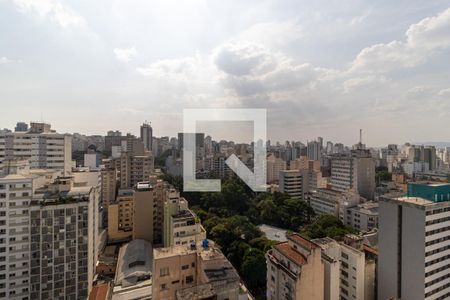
359, 129, 362, 145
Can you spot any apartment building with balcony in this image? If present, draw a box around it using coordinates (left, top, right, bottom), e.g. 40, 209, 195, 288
29, 175, 100, 299
0, 160, 100, 299
0, 159, 61, 299
108, 179, 167, 244
266, 233, 324, 300
330, 149, 375, 200
107, 189, 134, 242
279, 170, 309, 199
163, 191, 206, 247
0, 122, 72, 175
313, 235, 376, 300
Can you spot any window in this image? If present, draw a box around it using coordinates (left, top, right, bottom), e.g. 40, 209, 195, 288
181, 264, 189, 270
186, 275, 194, 284
160, 267, 169, 277
129, 260, 145, 268
161, 284, 167, 290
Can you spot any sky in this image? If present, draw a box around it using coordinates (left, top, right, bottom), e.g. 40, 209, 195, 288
1, 0, 450, 146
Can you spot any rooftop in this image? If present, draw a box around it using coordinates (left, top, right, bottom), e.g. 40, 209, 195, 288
273, 242, 307, 266
349, 201, 378, 214
176, 283, 215, 300
172, 209, 196, 219
115, 239, 153, 288
289, 233, 318, 250
89, 283, 110, 300
391, 196, 434, 206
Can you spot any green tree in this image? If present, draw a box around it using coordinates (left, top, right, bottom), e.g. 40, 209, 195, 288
240, 248, 267, 288
300, 214, 356, 239
226, 241, 251, 270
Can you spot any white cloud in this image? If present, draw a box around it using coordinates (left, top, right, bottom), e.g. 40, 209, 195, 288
113, 47, 137, 63
438, 88, 450, 97
350, 8, 450, 73
0, 57, 13, 64
13, 0, 86, 28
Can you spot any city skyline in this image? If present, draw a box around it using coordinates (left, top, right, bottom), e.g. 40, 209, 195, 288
1, 1, 450, 145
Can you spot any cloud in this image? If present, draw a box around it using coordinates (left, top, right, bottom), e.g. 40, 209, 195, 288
213, 42, 278, 77
131, 7, 450, 142
13, 0, 86, 28
350, 8, 450, 73
113, 47, 137, 63
343, 75, 388, 93
0, 57, 13, 64
438, 88, 450, 97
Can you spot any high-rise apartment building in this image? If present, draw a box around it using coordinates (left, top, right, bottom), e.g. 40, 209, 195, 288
267, 153, 287, 183
107, 179, 167, 244
330, 149, 375, 200
0, 161, 100, 299
133, 180, 166, 244
307, 140, 322, 162
266, 233, 324, 300
279, 170, 309, 199
140, 122, 153, 152
100, 167, 117, 208
313, 235, 376, 300
290, 157, 320, 172
107, 189, 134, 242
0, 160, 60, 300
163, 191, 206, 247
378, 185, 450, 300
114, 152, 154, 189
0, 122, 72, 175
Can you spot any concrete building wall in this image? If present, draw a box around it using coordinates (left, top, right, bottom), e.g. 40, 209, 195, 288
297, 248, 324, 300
378, 199, 400, 300
132, 188, 154, 242
107, 203, 132, 242
402, 205, 426, 300
153, 251, 197, 300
